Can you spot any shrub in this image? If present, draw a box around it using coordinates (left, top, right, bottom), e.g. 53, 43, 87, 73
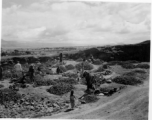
106, 61, 123, 66
121, 63, 136, 69
112, 76, 143, 85
65, 64, 75, 70
95, 66, 104, 72
93, 59, 102, 65
62, 72, 78, 78
0, 89, 22, 104
56, 78, 78, 85
123, 69, 147, 81
0, 84, 4, 88
35, 75, 57, 86
83, 94, 99, 103
103, 64, 109, 69
76, 58, 83, 62
47, 83, 74, 95
136, 64, 150, 69
35, 79, 57, 87
75, 62, 94, 70
59, 65, 67, 73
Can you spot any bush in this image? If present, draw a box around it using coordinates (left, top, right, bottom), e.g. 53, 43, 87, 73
121, 63, 136, 69
83, 94, 99, 103
75, 62, 94, 70
65, 64, 75, 70
35, 79, 57, 87
59, 65, 67, 73
0, 89, 22, 104
76, 58, 83, 62
123, 69, 147, 81
107, 61, 123, 66
93, 59, 102, 65
0, 84, 4, 88
56, 78, 78, 85
136, 64, 150, 69
47, 83, 74, 95
103, 64, 109, 69
62, 72, 78, 78
35, 75, 57, 86
95, 66, 104, 72
112, 76, 143, 85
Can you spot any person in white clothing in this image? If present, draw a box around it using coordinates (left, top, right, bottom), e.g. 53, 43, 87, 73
14, 61, 23, 72
14, 61, 23, 78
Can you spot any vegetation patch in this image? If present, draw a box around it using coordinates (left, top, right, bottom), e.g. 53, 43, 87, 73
56, 78, 78, 85
62, 72, 78, 79
65, 64, 75, 70
95, 66, 104, 72
136, 64, 150, 69
59, 65, 67, 73
75, 62, 94, 70
121, 63, 136, 69
112, 76, 143, 85
47, 83, 74, 95
83, 94, 99, 103
0, 88, 22, 105
93, 59, 102, 65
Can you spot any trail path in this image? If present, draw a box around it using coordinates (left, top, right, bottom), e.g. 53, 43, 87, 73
42, 80, 149, 120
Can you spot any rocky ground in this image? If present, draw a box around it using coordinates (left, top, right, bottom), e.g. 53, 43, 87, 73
0, 60, 150, 119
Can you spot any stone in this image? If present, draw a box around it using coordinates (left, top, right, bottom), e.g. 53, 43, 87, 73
53, 103, 59, 108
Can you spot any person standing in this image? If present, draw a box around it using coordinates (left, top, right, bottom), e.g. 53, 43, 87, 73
14, 61, 23, 72
14, 61, 23, 78
70, 90, 76, 110
29, 64, 35, 83
0, 64, 3, 81
36, 61, 41, 74
77, 71, 81, 83
59, 53, 63, 63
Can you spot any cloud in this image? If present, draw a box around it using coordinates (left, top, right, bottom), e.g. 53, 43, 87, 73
2, 1, 151, 46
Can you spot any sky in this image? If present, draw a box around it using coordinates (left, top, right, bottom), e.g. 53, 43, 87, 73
2, 0, 151, 46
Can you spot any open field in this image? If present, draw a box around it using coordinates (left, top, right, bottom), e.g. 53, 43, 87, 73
0, 40, 150, 119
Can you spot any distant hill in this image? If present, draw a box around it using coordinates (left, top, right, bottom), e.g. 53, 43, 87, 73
66, 40, 151, 62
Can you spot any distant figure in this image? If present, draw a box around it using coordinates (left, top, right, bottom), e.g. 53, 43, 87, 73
82, 71, 95, 90
81, 58, 86, 75
59, 53, 63, 63
90, 54, 94, 63
36, 61, 41, 74
14, 61, 23, 72
0, 64, 3, 81
56, 66, 60, 74
70, 90, 76, 110
29, 64, 35, 83
19, 72, 26, 84
14, 61, 23, 78
77, 71, 81, 83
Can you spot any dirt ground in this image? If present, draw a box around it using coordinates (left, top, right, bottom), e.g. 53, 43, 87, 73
0, 60, 149, 119
41, 61, 149, 120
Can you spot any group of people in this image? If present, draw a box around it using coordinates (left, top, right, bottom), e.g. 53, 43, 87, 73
0, 53, 97, 110
0, 60, 42, 84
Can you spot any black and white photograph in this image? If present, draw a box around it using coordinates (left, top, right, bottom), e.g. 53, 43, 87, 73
0, 0, 151, 119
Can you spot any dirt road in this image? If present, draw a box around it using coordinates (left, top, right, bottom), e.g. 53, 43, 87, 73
43, 81, 149, 120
